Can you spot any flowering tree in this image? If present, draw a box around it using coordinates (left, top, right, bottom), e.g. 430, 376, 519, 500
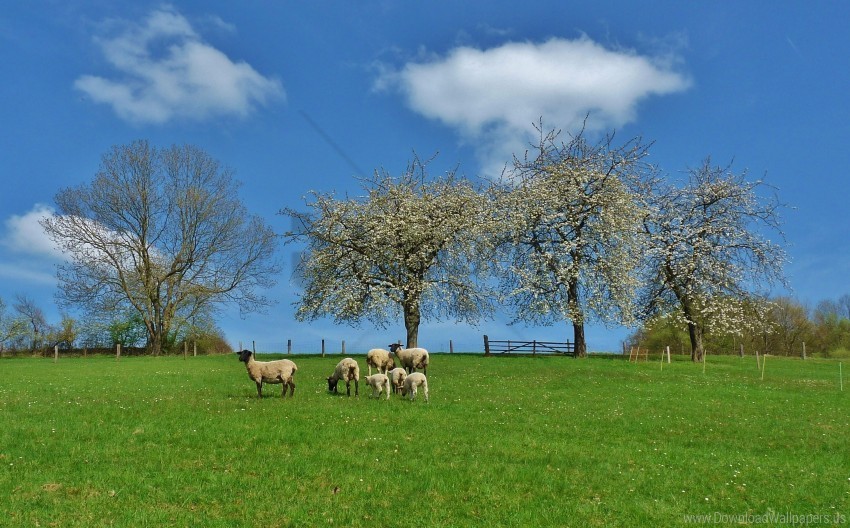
283, 157, 497, 348
497, 124, 653, 356
641, 158, 788, 361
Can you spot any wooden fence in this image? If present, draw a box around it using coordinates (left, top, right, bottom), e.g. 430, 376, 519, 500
483, 335, 576, 357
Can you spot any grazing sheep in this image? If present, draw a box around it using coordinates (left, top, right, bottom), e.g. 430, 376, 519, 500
388, 367, 407, 395
236, 349, 297, 398
401, 372, 429, 402
388, 343, 429, 376
327, 357, 360, 397
364, 373, 391, 400
366, 348, 396, 375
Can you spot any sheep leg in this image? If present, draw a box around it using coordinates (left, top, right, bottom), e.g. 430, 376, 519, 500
354, 379, 359, 397
288, 380, 295, 397
255, 382, 263, 398
345, 380, 351, 397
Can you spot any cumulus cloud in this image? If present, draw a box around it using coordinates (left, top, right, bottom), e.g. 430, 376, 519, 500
376, 36, 691, 176
2, 204, 64, 260
0, 205, 63, 286
74, 6, 284, 124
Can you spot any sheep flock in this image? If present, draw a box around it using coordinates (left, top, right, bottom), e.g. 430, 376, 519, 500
235, 343, 430, 402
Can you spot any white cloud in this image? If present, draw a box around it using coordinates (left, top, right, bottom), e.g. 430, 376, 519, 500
2, 204, 64, 260
377, 36, 691, 177
75, 6, 284, 124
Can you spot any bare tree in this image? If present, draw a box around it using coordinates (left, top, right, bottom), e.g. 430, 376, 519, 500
41, 140, 279, 355
497, 123, 653, 356
13, 294, 49, 353
641, 158, 788, 361
837, 294, 850, 320
283, 156, 497, 348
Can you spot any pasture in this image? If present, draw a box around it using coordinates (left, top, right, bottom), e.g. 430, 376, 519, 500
0, 353, 847, 527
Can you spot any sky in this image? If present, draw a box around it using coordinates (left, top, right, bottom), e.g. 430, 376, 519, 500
1, 1, 849, 354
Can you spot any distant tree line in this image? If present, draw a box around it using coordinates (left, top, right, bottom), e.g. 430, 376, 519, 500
629, 294, 850, 358
0, 293, 230, 356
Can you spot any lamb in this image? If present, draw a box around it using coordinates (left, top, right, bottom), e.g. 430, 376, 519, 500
327, 357, 360, 396
236, 349, 297, 398
366, 348, 396, 375
388, 343, 429, 376
388, 367, 407, 395
364, 373, 391, 400
401, 372, 429, 402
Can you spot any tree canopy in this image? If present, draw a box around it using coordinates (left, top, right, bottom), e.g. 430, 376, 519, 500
283, 156, 498, 347
640, 158, 788, 360
41, 140, 280, 355
496, 124, 653, 356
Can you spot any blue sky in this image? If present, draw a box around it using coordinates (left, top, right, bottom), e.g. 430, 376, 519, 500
1, 1, 849, 353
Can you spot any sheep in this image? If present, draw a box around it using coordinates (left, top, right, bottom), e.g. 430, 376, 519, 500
388, 367, 407, 395
366, 348, 396, 375
401, 372, 429, 402
236, 349, 297, 398
388, 343, 429, 376
364, 373, 391, 400
327, 357, 360, 396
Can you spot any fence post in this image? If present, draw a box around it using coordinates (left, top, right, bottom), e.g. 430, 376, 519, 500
116, 343, 121, 361
341, 340, 346, 355
321, 339, 325, 357
532, 340, 537, 356
483, 335, 490, 357
450, 340, 454, 354
54, 345, 59, 363
193, 341, 197, 357
802, 342, 806, 360
287, 339, 292, 354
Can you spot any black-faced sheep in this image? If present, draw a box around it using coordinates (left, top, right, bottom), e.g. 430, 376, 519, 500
402, 372, 429, 402
388, 343, 429, 376
327, 357, 360, 396
236, 349, 297, 398
388, 367, 407, 394
364, 373, 391, 400
366, 348, 396, 375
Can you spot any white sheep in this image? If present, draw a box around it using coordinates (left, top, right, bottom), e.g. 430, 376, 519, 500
366, 348, 396, 375
401, 372, 429, 402
236, 349, 297, 398
364, 373, 391, 400
327, 357, 360, 396
388, 367, 407, 395
388, 343, 429, 376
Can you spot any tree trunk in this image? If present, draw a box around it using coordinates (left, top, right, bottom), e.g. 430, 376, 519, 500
403, 301, 421, 348
573, 322, 587, 357
687, 320, 705, 362
567, 276, 587, 357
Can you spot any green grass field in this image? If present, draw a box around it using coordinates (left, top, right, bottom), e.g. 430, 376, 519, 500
1, 353, 847, 527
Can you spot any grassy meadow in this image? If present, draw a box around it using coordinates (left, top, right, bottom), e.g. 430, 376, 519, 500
0, 352, 848, 527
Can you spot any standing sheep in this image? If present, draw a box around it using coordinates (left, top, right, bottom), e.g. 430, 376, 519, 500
327, 357, 360, 396
402, 372, 429, 402
388, 367, 407, 395
364, 373, 391, 400
366, 348, 396, 375
388, 343, 429, 376
236, 349, 297, 398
